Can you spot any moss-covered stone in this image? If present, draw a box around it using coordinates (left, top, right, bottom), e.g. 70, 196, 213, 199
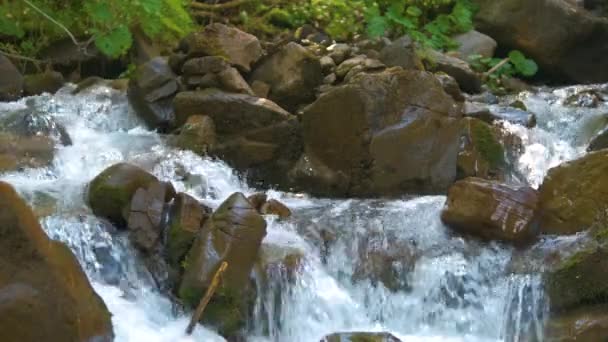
166, 193, 208, 270
470, 118, 505, 170
87, 163, 158, 228
545, 246, 608, 312
321, 332, 402, 342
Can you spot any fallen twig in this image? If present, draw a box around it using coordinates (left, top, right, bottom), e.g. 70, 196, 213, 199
484, 57, 510, 79
185, 261, 229, 335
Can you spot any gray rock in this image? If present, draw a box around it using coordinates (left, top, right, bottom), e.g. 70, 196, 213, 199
453, 30, 497, 59
0, 55, 23, 101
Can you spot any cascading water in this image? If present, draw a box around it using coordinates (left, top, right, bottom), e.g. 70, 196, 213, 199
1, 83, 605, 341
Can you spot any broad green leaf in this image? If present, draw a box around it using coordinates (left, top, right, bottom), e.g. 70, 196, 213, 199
87, 2, 113, 24
509, 50, 539, 77
406, 6, 423, 17
94, 25, 133, 58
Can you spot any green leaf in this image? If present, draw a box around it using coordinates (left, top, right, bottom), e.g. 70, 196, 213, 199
406, 6, 423, 17
366, 15, 389, 37
140, 0, 162, 14
0, 15, 24, 38
508, 50, 539, 77
87, 2, 113, 24
94, 25, 133, 58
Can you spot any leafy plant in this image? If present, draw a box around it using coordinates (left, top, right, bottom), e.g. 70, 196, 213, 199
0, 0, 193, 59
469, 50, 539, 91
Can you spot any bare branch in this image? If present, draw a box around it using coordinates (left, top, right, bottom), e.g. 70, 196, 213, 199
23, 0, 81, 47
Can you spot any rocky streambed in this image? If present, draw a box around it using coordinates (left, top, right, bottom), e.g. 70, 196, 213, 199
2, 11, 608, 342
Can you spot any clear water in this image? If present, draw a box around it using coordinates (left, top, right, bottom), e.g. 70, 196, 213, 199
1, 83, 605, 341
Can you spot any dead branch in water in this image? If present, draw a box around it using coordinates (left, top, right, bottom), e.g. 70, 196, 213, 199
185, 261, 229, 335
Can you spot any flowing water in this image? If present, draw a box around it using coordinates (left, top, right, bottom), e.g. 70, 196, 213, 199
1, 83, 606, 341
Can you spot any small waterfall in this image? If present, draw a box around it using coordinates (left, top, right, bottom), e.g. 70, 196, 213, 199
1, 83, 605, 341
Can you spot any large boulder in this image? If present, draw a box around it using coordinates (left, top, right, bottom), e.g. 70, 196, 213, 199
88, 163, 159, 227
249, 42, 323, 111
473, 0, 608, 83
0, 55, 23, 101
173, 89, 293, 134
127, 57, 178, 131
545, 245, 608, 312
180, 23, 263, 73
166, 192, 209, 271
538, 150, 608, 235
178, 192, 267, 336
297, 68, 462, 197
321, 332, 402, 342
0, 181, 113, 341
441, 177, 540, 243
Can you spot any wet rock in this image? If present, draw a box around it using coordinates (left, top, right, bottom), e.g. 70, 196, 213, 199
126, 181, 174, 253
353, 231, 417, 291
436, 73, 465, 102
260, 199, 292, 219
441, 177, 540, 243
0, 181, 113, 342
178, 192, 266, 336
247, 192, 268, 212
0, 55, 23, 101
379, 35, 423, 71
166, 192, 209, 271
128, 57, 178, 131
587, 127, 608, 151
545, 305, 608, 341
473, 0, 608, 83
257, 242, 304, 282
463, 102, 537, 128
321, 332, 402, 342
88, 163, 159, 227
180, 23, 263, 73
539, 150, 608, 234
0, 133, 55, 172
327, 43, 352, 65
0, 104, 71, 145
453, 30, 497, 59
299, 68, 461, 197
173, 89, 293, 134
563, 89, 605, 108
250, 42, 323, 111
23, 71, 64, 96
457, 118, 506, 180
545, 245, 608, 311
175, 115, 217, 155
427, 50, 482, 93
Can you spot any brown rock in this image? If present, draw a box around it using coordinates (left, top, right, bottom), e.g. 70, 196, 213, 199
546, 305, 608, 341
127, 181, 174, 252
321, 332, 402, 342
23, 71, 64, 96
0, 181, 113, 342
0, 133, 55, 172
0, 55, 23, 101
441, 177, 540, 243
379, 35, 423, 71
260, 199, 292, 219
175, 115, 217, 155
427, 50, 482, 93
180, 23, 263, 73
247, 192, 268, 212
166, 192, 209, 270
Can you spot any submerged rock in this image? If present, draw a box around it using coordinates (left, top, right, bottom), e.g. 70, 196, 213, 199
538, 150, 608, 235
441, 177, 540, 243
0, 181, 113, 341
88, 163, 159, 227
178, 192, 267, 336
545, 305, 608, 341
321, 332, 402, 342
0, 133, 55, 172
180, 23, 263, 73
250, 42, 323, 111
298, 68, 461, 196
587, 126, 608, 151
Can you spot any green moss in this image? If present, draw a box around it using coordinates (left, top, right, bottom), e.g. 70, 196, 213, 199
470, 120, 505, 169
266, 8, 294, 28
167, 222, 196, 269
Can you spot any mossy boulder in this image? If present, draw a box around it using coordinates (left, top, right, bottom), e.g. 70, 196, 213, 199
321, 332, 402, 342
166, 192, 209, 271
23, 71, 64, 96
457, 118, 506, 180
0, 181, 113, 342
538, 150, 608, 235
88, 163, 159, 228
178, 192, 266, 337
441, 177, 540, 243
545, 245, 608, 312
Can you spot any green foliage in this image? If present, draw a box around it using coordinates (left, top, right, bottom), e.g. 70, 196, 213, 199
364, 0, 476, 50
469, 50, 539, 91
0, 0, 193, 59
